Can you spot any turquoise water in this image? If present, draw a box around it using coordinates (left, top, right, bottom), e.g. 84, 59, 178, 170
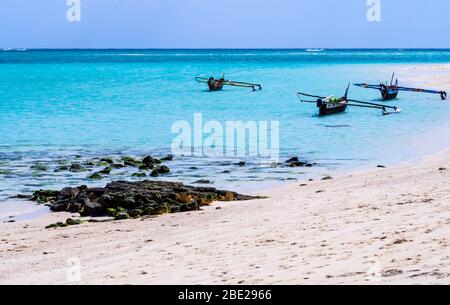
1, 49, 450, 203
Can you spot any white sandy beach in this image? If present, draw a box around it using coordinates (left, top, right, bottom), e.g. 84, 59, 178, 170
1, 145, 450, 285
0, 65, 449, 285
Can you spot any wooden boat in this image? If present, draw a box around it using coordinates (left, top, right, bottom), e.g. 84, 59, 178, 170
355, 73, 447, 101
297, 84, 401, 116
316, 96, 348, 116
195, 75, 262, 92
207, 77, 225, 91
380, 84, 399, 101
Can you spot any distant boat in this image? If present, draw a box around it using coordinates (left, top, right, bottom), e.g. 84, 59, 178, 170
354, 73, 447, 101
305, 48, 325, 52
297, 84, 401, 116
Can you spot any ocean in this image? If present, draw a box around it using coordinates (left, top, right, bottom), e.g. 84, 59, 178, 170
1, 49, 450, 207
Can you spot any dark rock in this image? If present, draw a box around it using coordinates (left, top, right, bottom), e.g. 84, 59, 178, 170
161, 155, 173, 161
111, 163, 126, 169
284, 157, 312, 168
13, 194, 32, 200
98, 167, 112, 175
100, 158, 114, 164
238, 161, 246, 167
83, 161, 96, 167
156, 165, 170, 174
88, 173, 103, 180
80, 199, 102, 217
321, 176, 333, 180
32, 189, 60, 203
31, 163, 48, 172
139, 164, 153, 171
132, 172, 147, 178
45, 218, 84, 229
32, 181, 260, 219
69, 163, 86, 173
128, 209, 143, 218
287, 161, 306, 167
150, 169, 159, 177
106, 208, 117, 217
439, 167, 447, 171
122, 156, 141, 167
115, 212, 130, 220
66, 218, 84, 226
122, 156, 138, 163
222, 170, 231, 174
50, 203, 68, 212
124, 160, 140, 167
45, 222, 67, 229
377, 165, 386, 168
285, 157, 299, 163
193, 179, 213, 184
142, 156, 156, 165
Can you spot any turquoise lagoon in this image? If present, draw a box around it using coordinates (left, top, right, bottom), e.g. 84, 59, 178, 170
1, 49, 450, 206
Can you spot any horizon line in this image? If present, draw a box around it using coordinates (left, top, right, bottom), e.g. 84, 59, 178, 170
2, 47, 450, 51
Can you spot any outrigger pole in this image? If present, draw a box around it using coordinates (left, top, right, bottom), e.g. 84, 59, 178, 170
345, 103, 401, 115
396, 86, 447, 100
346, 98, 398, 110
346, 98, 401, 115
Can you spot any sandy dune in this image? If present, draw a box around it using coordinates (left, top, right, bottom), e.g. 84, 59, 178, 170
1, 146, 449, 285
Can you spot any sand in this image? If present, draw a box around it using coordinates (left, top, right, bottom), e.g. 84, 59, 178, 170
384, 63, 450, 90
1, 146, 450, 285
0, 65, 449, 285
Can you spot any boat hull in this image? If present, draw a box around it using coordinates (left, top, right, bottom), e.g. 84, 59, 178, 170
318, 103, 347, 116
381, 88, 399, 101
208, 81, 224, 91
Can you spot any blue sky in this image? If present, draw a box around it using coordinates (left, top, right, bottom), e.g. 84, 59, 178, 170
0, 0, 449, 48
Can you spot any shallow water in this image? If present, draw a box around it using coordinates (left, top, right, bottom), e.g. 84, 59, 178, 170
1, 49, 450, 203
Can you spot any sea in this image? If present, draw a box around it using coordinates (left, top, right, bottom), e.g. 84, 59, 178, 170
1, 49, 450, 219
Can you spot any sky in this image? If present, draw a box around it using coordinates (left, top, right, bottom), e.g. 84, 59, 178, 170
0, 0, 449, 49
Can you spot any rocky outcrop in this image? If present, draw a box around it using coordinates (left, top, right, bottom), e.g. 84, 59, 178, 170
32, 181, 260, 219
285, 157, 314, 168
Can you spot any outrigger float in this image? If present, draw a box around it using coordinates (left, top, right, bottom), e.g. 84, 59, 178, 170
297, 84, 401, 116
195, 74, 262, 92
354, 73, 447, 101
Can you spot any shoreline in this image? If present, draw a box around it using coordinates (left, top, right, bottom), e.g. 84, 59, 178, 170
1, 62, 450, 206
1, 62, 450, 284
1, 145, 450, 284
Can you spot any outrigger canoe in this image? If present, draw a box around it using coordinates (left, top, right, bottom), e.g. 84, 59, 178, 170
354, 73, 447, 101
297, 84, 401, 116
195, 75, 262, 92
